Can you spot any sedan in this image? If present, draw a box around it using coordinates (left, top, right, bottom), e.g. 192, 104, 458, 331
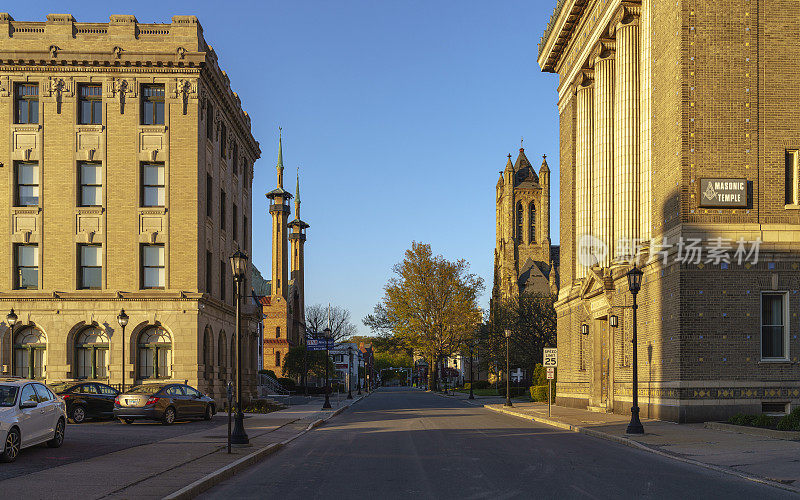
0, 378, 67, 463
113, 383, 216, 425
50, 381, 119, 423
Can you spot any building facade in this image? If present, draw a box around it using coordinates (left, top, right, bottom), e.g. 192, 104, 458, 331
540, 0, 800, 421
0, 14, 261, 405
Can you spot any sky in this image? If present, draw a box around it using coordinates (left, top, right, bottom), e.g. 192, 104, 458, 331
12, 1, 562, 336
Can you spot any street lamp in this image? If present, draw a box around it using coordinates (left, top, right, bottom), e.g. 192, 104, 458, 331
356, 350, 362, 395
229, 250, 250, 445
504, 328, 512, 407
322, 327, 332, 409
626, 265, 644, 435
116, 309, 129, 392
347, 345, 353, 399
6, 309, 18, 376
468, 340, 475, 400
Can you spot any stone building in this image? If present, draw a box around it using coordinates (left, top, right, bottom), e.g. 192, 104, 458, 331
494, 146, 559, 300
0, 14, 261, 404
540, 0, 800, 421
260, 133, 309, 378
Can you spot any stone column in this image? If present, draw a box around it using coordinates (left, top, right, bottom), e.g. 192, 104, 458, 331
613, 10, 640, 261
640, 0, 652, 242
575, 73, 594, 280
593, 41, 615, 267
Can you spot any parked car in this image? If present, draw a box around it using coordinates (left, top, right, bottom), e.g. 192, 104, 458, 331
50, 382, 119, 423
0, 378, 66, 463
113, 383, 216, 425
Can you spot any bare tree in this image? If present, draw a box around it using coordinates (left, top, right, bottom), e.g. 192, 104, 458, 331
306, 303, 357, 342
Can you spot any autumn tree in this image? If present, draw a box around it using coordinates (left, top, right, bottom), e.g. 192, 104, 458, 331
363, 242, 483, 391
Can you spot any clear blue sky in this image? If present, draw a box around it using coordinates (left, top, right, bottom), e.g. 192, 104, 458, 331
13, 1, 561, 335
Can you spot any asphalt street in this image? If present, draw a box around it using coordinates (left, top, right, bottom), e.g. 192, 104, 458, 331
203, 387, 794, 500
0, 413, 227, 481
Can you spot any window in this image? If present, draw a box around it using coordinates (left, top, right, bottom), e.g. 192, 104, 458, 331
243, 216, 248, 247
15, 244, 38, 290
184, 386, 201, 398
13, 328, 46, 380
220, 189, 226, 230
15, 83, 38, 124
220, 260, 226, 301
79, 163, 102, 206
15, 162, 39, 206
203, 327, 213, 380
141, 84, 165, 125
141, 163, 165, 207
20, 385, 37, 406
206, 102, 214, 140
79, 84, 102, 125
276, 327, 281, 339
80, 245, 102, 289
762, 293, 788, 360
98, 384, 116, 395
232, 142, 239, 175
217, 332, 227, 380
529, 202, 536, 243
787, 150, 799, 206
220, 122, 227, 159
75, 327, 109, 379
33, 384, 54, 402
233, 204, 238, 242
206, 174, 213, 217
138, 327, 171, 379
206, 251, 213, 294
275, 351, 281, 367
141, 244, 165, 289
516, 202, 524, 242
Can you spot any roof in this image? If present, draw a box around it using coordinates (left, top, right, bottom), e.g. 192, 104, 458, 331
514, 148, 540, 185
266, 187, 293, 200
538, 0, 590, 73
518, 258, 552, 295
288, 218, 310, 229
251, 264, 271, 296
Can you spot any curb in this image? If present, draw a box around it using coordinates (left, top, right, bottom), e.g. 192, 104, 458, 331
704, 421, 800, 441
484, 405, 800, 495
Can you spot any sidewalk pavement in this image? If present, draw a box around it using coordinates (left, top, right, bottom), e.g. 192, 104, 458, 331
2, 393, 369, 500
439, 390, 800, 494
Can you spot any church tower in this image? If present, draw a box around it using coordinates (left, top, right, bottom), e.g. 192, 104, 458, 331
288, 170, 309, 345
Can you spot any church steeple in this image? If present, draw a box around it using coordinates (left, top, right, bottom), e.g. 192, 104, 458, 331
294, 168, 301, 219
277, 127, 285, 188
267, 132, 291, 300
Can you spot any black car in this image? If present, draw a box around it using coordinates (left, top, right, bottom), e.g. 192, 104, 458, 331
51, 381, 120, 423
113, 383, 216, 425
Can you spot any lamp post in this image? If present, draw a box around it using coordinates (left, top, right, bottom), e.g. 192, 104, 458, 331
322, 327, 332, 409
504, 329, 512, 407
229, 250, 250, 445
347, 345, 353, 399
5, 309, 18, 376
468, 341, 475, 400
116, 309, 129, 392
626, 265, 645, 435
356, 350, 362, 395
302, 325, 308, 397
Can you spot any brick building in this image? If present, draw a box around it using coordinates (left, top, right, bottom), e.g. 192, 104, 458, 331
0, 14, 261, 405
540, 0, 800, 421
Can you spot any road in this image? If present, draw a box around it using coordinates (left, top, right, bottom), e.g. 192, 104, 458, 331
0, 413, 227, 481
203, 387, 794, 499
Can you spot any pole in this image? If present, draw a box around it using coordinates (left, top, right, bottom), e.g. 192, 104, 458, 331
468, 343, 474, 400
627, 289, 644, 434
504, 335, 512, 407
303, 327, 308, 397
548, 378, 552, 417
230, 277, 249, 444
357, 352, 362, 395
121, 323, 126, 393
226, 382, 233, 454
347, 347, 353, 399
323, 341, 331, 409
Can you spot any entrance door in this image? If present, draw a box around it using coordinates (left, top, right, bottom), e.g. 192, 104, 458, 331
592, 318, 610, 408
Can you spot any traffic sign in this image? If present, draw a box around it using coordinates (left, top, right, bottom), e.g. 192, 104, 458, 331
543, 348, 557, 367
546, 367, 555, 380
307, 338, 334, 351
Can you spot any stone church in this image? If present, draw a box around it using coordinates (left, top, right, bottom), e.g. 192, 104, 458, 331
259, 133, 309, 376
494, 146, 559, 301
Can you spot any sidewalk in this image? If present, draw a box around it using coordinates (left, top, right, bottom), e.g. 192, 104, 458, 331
2, 394, 368, 500
440, 390, 800, 494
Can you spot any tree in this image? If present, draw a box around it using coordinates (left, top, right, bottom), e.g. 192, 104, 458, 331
364, 242, 484, 391
282, 346, 334, 381
306, 304, 357, 342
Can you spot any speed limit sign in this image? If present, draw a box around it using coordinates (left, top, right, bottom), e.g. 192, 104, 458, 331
543, 348, 557, 367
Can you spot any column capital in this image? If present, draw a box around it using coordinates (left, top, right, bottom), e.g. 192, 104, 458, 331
574, 69, 595, 94
611, 2, 641, 33
590, 38, 616, 66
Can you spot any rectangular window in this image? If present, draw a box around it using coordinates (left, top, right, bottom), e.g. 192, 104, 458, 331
141, 244, 165, 289
220, 189, 226, 231
762, 293, 788, 360
206, 174, 213, 217
79, 162, 102, 206
220, 122, 227, 159
79, 84, 102, 125
15, 83, 38, 124
276, 327, 281, 338
243, 215, 248, 247
206, 102, 214, 140
787, 151, 799, 206
232, 142, 239, 175
141, 163, 165, 207
206, 251, 213, 294
220, 260, 226, 301
79, 244, 102, 289
15, 162, 39, 206
15, 244, 38, 289
141, 84, 165, 125
233, 204, 238, 242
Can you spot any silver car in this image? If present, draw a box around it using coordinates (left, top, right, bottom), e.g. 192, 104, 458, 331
0, 378, 67, 463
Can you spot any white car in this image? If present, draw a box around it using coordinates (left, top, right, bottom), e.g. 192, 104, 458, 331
0, 378, 66, 463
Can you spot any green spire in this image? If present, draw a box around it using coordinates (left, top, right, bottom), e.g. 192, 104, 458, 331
276, 127, 284, 188
294, 167, 301, 219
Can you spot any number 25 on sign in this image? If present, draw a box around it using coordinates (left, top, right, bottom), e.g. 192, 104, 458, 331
543, 348, 557, 367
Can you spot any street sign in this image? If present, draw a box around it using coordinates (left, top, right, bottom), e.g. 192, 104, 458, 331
546, 367, 555, 380
307, 338, 334, 351
543, 348, 557, 367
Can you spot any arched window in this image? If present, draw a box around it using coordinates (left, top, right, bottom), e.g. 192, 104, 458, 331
14, 327, 46, 380
76, 326, 109, 379
203, 327, 213, 380
218, 331, 227, 380
516, 202, 524, 243
529, 202, 536, 243
275, 351, 281, 367
138, 326, 171, 380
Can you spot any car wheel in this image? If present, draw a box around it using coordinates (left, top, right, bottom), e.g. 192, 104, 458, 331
70, 405, 87, 424
121, 418, 134, 425
0, 428, 20, 463
47, 419, 65, 448
203, 405, 213, 421
161, 406, 176, 425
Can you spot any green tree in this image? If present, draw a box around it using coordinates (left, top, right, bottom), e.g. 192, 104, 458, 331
282, 346, 335, 381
